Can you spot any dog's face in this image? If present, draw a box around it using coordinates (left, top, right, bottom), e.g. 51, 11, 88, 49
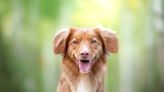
67, 28, 104, 73
54, 27, 118, 73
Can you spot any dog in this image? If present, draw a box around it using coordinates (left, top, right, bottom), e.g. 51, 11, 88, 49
53, 26, 118, 92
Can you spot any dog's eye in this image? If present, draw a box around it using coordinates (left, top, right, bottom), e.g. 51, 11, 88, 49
91, 39, 97, 44
72, 40, 78, 44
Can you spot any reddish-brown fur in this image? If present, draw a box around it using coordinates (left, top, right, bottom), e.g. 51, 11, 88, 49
53, 27, 118, 92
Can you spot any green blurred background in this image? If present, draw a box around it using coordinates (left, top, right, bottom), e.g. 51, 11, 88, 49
0, 0, 164, 92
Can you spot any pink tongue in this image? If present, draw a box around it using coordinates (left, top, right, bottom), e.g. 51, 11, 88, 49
79, 62, 91, 73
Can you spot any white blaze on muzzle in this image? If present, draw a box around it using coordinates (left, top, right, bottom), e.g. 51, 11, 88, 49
80, 45, 89, 55
79, 45, 92, 73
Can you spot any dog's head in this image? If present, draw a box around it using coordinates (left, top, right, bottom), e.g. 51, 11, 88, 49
54, 27, 118, 73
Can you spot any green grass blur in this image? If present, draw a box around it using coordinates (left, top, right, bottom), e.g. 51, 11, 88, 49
0, 0, 164, 92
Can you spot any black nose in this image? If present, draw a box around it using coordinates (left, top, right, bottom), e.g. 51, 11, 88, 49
80, 51, 89, 57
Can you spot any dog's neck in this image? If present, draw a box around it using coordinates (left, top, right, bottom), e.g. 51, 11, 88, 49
61, 55, 106, 92
77, 74, 95, 92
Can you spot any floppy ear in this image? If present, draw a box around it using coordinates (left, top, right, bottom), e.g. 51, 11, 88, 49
96, 27, 118, 53
53, 28, 70, 54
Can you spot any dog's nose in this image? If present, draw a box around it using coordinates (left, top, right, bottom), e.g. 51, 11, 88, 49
80, 51, 89, 57
80, 46, 89, 58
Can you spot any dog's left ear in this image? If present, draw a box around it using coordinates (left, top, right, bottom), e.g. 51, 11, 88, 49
96, 27, 118, 53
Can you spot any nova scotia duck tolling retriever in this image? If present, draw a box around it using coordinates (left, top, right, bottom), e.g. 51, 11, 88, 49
53, 26, 118, 92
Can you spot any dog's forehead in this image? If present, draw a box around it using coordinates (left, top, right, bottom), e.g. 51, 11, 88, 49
73, 28, 95, 36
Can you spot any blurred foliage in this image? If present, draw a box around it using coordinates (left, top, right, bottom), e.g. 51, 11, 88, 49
0, 0, 164, 92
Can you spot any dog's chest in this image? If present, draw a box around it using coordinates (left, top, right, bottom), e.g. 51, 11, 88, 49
77, 77, 95, 92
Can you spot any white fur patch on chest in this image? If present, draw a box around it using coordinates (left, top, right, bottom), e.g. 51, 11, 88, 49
77, 76, 94, 92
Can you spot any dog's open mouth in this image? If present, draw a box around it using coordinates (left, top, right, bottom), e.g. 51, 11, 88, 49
79, 59, 91, 73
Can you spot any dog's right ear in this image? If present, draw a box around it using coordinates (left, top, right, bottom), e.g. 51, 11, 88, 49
53, 28, 76, 54
53, 28, 70, 54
